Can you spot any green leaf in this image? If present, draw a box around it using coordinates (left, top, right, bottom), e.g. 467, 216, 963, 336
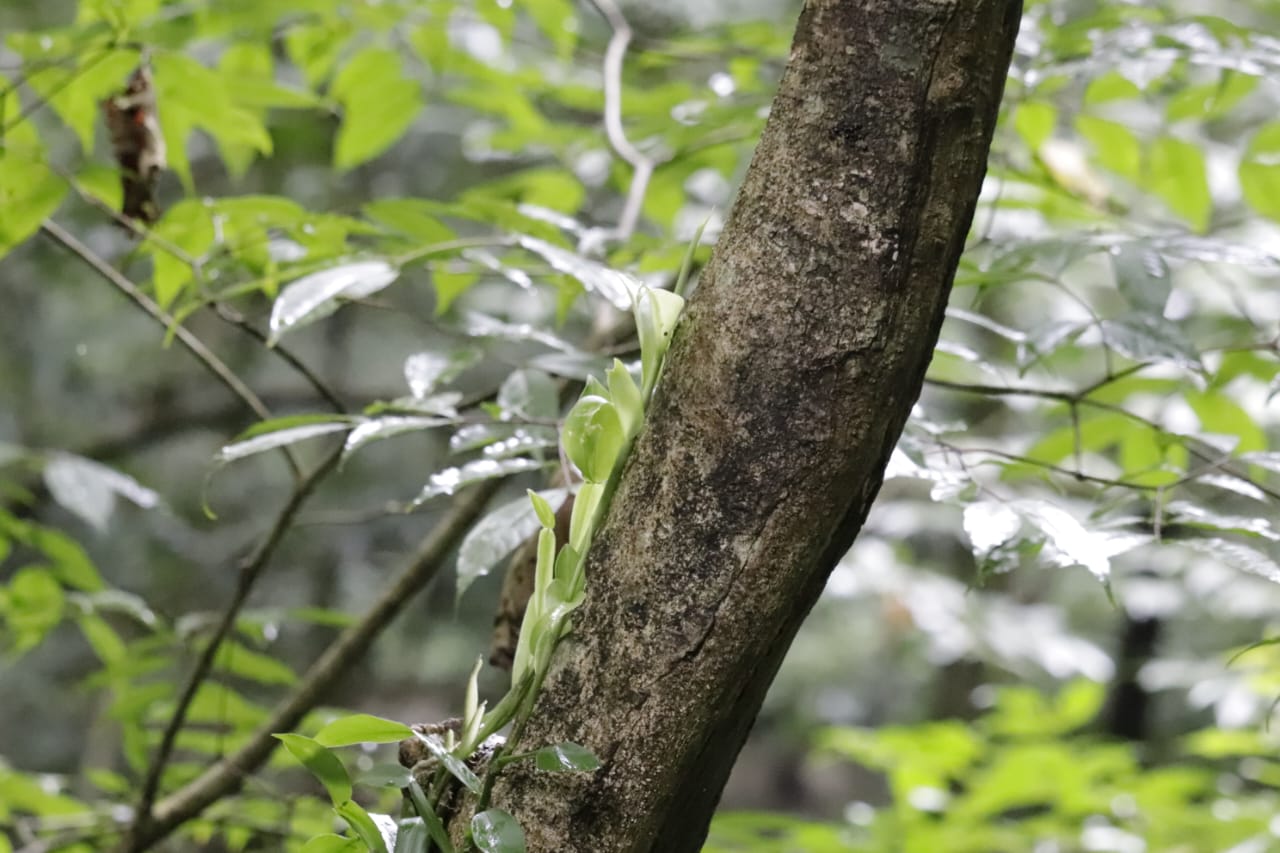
4, 567, 65, 652
497, 369, 560, 421
331, 48, 424, 170
562, 395, 625, 483
314, 714, 414, 747
455, 489, 569, 601
357, 763, 413, 789
470, 809, 526, 853
1167, 72, 1255, 122
1074, 116, 1140, 182
534, 742, 600, 773
412, 457, 546, 506
334, 800, 390, 853
153, 54, 274, 190
1143, 136, 1211, 232
1186, 391, 1266, 453
301, 836, 362, 853
517, 236, 637, 309
635, 287, 686, 395
1013, 101, 1056, 152
412, 732, 482, 794
77, 613, 126, 665
275, 734, 352, 805
607, 360, 644, 439
269, 260, 400, 344
42, 453, 159, 533
1110, 243, 1170, 314
1082, 71, 1141, 105
0, 514, 103, 592
215, 640, 298, 686
285, 20, 352, 87
1240, 122, 1280, 222
1098, 314, 1201, 372
216, 417, 354, 463
0, 151, 66, 260
25, 49, 137, 152
150, 200, 215, 309
529, 490, 557, 530
364, 198, 456, 244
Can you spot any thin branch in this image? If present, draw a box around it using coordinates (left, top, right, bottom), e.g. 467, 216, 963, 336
586, 0, 664, 243
131, 443, 345, 828
925, 373, 1280, 502
38, 219, 301, 477
116, 478, 503, 853
0, 46, 116, 136
212, 304, 347, 413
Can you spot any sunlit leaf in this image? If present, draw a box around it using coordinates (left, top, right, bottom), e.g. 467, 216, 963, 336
217, 418, 354, 463
534, 742, 600, 773
1240, 122, 1280, 222
1110, 244, 1170, 314
331, 48, 424, 170
343, 416, 452, 459
1143, 135, 1211, 232
334, 801, 391, 853
517, 236, 638, 309
300, 836, 362, 853
562, 395, 624, 483
42, 453, 159, 533
412, 732, 482, 793
275, 734, 352, 805
269, 261, 400, 344
412, 458, 545, 505
314, 714, 414, 748
1098, 314, 1201, 371
1184, 538, 1280, 585
456, 488, 569, 601
471, 809, 526, 853
497, 369, 559, 421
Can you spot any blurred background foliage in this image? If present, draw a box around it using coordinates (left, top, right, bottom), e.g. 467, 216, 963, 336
4, 0, 1280, 850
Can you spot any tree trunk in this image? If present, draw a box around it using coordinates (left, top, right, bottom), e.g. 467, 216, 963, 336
485, 1, 1021, 849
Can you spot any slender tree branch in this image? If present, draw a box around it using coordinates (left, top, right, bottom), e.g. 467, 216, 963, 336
924, 393, 1280, 503
586, 0, 664, 243
38, 219, 303, 478
116, 478, 502, 853
130, 443, 345, 830
212, 303, 347, 413
0, 47, 115, 136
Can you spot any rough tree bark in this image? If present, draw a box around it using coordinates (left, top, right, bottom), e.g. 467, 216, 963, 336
480, 1, 1021, 849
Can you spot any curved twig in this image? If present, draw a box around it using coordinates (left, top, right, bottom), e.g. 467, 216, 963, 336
587, 0, 664, 242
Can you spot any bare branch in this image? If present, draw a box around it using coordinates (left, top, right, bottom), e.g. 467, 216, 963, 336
131, 443, 345, 828
38, 219, 301, 476
586, 0, 664, 243
116, 478, 502, 852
